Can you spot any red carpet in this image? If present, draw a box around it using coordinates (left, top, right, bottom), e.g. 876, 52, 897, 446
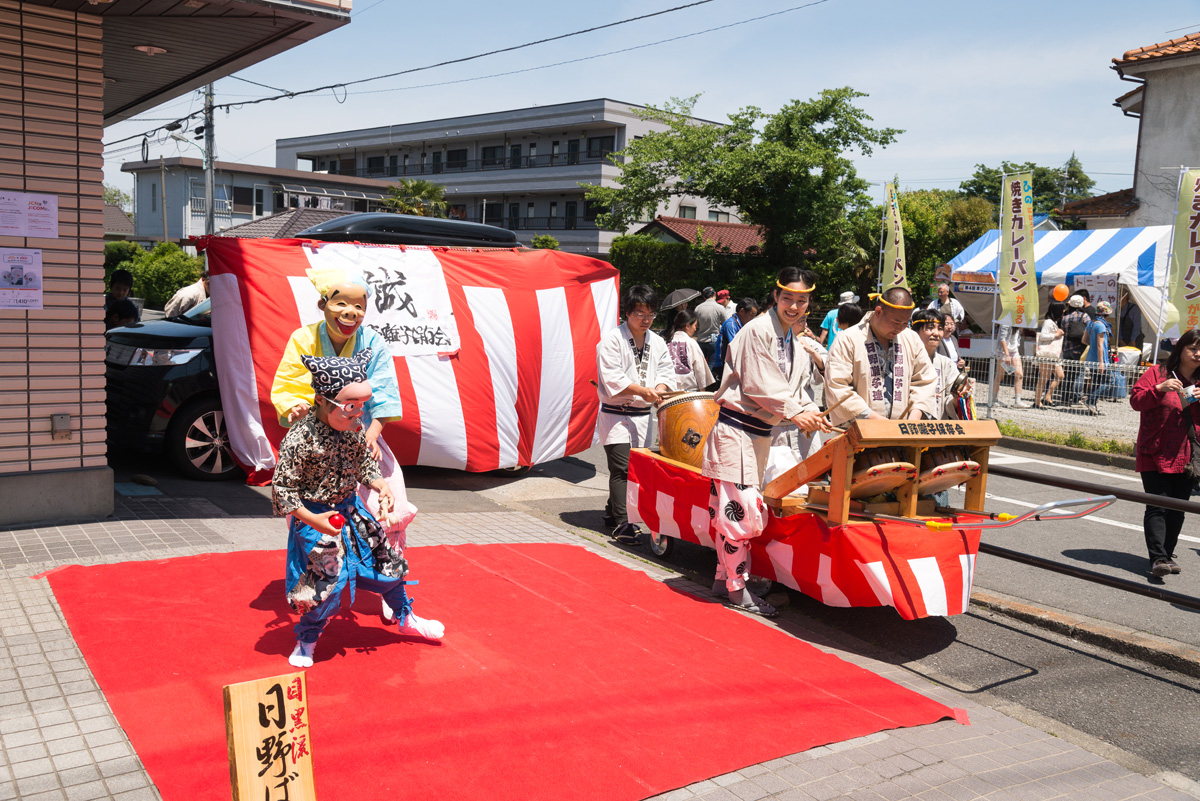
46, 544, 961, 801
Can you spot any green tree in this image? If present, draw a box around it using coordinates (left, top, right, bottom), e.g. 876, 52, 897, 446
103, 241, 144, 284
112, 242, 204, 309
585, 89, 901, 265
529, 234, 560, 250
103, 183, 133, 212
960, 155, 1095, 214
382, 179, 449, 217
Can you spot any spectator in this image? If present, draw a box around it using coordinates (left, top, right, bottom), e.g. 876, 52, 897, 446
717, 289, 735, 316
1059, 295, 1091, 403
710, 298, 758, 381
1076, 300, 1114, 415
694, 287, 726, 363
104, 269, 140, 330
938, 312, 966, 369
1130, 328, 1200, 578
990, 321, 1029, 408
164, 271, 209, 318
926, 282, 965, 323
819, 290, 859, 346
1033, 301, 1066, 409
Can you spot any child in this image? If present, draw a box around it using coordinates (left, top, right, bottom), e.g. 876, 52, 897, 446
104, 269, 140, 330
272, 350, 443, 668
271, 265, 417, 622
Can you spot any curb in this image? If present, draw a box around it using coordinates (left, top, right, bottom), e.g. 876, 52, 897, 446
995, 435, 1136, 471
971, 589, 1200, 680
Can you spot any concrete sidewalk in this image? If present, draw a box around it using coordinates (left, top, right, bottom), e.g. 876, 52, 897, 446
0, 493, 1194, 801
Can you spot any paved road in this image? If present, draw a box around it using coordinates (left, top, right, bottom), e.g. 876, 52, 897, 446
109, 444, 1200, 786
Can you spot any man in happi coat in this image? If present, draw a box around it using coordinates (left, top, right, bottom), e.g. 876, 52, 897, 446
825, 286, 937, 425
702, 267, 833, 617
596, 284, 677, 545
272, 350, 443, 668
271, 265, 418, 623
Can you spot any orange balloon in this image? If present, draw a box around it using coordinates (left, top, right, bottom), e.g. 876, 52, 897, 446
1052, 284, 1070, 302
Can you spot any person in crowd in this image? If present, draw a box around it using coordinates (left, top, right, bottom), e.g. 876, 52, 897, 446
991, 321, 1030, 408
272, 350, 443, 668
926, 282, 965, 323
710, 297, 759, 380
938, 312, 967, 370
1130, 328, 1200, 578
911, 309, 972, 420
825, 287, 936, 424
664, 308, 715, 392
717, 288, 735, 316
164, 271, 209, 318
104, 268, 140, 330
1034, 301, 1067, 409
694, 287, 726, 363
596, 284, 676, 545
1119, 292, 1144, 351
702, 267, 832, 616
1060, 294, 1091, 403
819, 290, 859, 346
271, 266, 418, 624
1077, 301, 1114, 415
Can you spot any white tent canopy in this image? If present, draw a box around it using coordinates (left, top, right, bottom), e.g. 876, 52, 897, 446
946, 226, 1173, 336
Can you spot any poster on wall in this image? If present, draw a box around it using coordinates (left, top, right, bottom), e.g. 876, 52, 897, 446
0, 248, 43, 310
0, 191, 58, 239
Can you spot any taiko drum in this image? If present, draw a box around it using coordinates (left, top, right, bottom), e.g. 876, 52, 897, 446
655, 391, 719, 468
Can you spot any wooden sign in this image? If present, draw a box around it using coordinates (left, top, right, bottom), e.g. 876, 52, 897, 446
224, 672, 316, 801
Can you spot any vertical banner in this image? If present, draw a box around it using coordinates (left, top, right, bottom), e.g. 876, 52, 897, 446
881, 183, 908, 289
998, 173, 1039, 328
1167, 168, 1200, 338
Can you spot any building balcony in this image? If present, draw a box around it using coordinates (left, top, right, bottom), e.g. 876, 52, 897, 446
329, 150, 618, 180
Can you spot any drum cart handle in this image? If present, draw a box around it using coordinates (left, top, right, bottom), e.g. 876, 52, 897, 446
926, 495, 1117, 532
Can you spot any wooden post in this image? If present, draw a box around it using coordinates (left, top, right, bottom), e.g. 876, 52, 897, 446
895, 445, 922, 517
225, 672, 316, 801
963, 445, 990, 512
825, 437, 856, 526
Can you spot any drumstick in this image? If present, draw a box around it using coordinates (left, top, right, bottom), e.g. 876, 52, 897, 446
822, 395, 850, 418
898, 400, 914, 420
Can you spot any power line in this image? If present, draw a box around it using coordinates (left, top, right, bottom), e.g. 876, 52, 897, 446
103, 0, 720, 147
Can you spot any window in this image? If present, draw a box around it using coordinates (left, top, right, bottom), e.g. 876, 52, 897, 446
549, 202, 558, 218
254, 187, 265, 216
565, 201, 578, 230
508, 203, 520, 228
481, 145, 504, 167
446, 149, 468, 171
587, 136, 614, 158
566, 139, 580, 165
679, 205, 696, 219
402, 154, 410, 174
528, 143, 537, 166
388, 155, 398, 177
708, 210, 730, 223
151, 183, 157, 212
366, 156, 385, 176
232, 186, 254, 214
432, 152, 442, 174
527, 202, 535, 219
510, 144, 522, 169
551, 141, 560, 164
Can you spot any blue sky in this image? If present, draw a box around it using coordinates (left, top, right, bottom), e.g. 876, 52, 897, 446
102, 0, 1200, 203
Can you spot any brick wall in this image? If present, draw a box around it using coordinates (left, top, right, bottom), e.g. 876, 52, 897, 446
0, 1, 109, 520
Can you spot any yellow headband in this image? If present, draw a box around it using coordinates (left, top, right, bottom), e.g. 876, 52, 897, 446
869, 292, 915, 311
776, 280, 815, 293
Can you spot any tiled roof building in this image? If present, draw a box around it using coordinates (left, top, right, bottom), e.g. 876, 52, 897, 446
217, 209, 350, 239
634, 215, 764, 254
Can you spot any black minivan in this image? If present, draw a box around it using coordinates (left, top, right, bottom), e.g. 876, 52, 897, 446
105, 214, 521, 480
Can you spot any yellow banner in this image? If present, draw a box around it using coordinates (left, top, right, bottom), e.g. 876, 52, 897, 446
998, 172, 1038, 328
1167, 169, 1200, 337
881, 183, 908, 290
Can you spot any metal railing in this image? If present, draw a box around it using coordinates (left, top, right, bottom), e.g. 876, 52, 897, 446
335, 150, 617, 179
454, 216, 617, 233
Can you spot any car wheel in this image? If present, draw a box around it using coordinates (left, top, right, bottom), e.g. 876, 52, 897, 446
166, 398, 241, 481
647, 529, 674, 559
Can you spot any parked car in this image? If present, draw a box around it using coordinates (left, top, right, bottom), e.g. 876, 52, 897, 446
104, 214, 523, 480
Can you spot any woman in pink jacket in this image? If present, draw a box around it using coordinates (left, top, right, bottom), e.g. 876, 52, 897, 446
1130, 329, 1200, 578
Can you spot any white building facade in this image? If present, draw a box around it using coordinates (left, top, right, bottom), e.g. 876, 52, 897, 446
274, 98, 740, 254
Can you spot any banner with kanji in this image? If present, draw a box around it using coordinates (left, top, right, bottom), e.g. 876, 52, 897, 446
881, 182, 908, 290
1166, 168, 1200, 337
998, 172, 1039, 328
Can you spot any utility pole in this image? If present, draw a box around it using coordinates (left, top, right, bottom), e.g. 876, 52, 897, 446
159, 156, 168, 243
203, 83, 215, 236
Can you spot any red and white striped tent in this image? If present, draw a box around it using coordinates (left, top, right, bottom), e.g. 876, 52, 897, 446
199, 237, 619, 482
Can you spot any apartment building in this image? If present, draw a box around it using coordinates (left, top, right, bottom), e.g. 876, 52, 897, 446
274, 98, 741, 254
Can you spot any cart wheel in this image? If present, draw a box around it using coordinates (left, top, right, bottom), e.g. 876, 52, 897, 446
647, 530, 674, 559
747, 575, 774, 597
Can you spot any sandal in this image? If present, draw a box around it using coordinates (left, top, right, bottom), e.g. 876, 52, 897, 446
726, 592, 779, 618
